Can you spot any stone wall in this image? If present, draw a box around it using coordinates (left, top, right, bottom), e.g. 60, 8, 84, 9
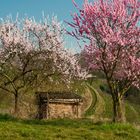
48, 103, 82, 119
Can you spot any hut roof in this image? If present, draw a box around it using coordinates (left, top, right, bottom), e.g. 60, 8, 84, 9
36, 91, 82, 103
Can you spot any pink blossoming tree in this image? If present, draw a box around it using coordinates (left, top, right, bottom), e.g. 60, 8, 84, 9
68, 0, 140, 122
0, 16, 86, 115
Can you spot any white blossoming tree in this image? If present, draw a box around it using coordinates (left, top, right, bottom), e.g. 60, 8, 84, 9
0, 16, 86, 115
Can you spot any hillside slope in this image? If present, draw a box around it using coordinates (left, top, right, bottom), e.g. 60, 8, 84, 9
84, 78, 140, 124
0, 79, 140, 124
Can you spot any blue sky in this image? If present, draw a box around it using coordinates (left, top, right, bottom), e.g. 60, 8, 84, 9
0, 0, 89, 51
0, 0, 84, 21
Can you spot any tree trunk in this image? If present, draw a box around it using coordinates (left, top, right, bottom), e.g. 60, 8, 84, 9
112, 96, 126, 123
14, 93, 19, 115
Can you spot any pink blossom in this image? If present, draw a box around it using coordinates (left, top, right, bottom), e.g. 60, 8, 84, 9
68, 0, 140, 89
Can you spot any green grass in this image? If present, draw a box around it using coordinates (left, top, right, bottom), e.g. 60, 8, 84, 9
0, 115, 140, 140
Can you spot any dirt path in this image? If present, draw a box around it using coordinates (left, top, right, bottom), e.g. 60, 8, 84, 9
81, 83, 106, 121
81, 87, 93, 116
86, 83, 105, 120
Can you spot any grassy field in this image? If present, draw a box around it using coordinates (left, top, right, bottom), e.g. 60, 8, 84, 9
0, 115, 140, 140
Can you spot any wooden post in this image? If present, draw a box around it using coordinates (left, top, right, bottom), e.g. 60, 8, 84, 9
46, 93, 49, 119
38, 99, 42, 119
38, 95, 43, 119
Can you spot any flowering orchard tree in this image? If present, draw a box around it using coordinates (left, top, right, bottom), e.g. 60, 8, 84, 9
24, 17, 86, 83
0, 18, 35, 115
68, 0, 140, 122
0, 16, 86, 115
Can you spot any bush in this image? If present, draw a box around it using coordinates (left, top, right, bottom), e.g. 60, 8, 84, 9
0, 113, 17, 121
99, 85, 110, 93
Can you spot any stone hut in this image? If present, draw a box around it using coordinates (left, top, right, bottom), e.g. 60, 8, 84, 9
36, 92, 83, 119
